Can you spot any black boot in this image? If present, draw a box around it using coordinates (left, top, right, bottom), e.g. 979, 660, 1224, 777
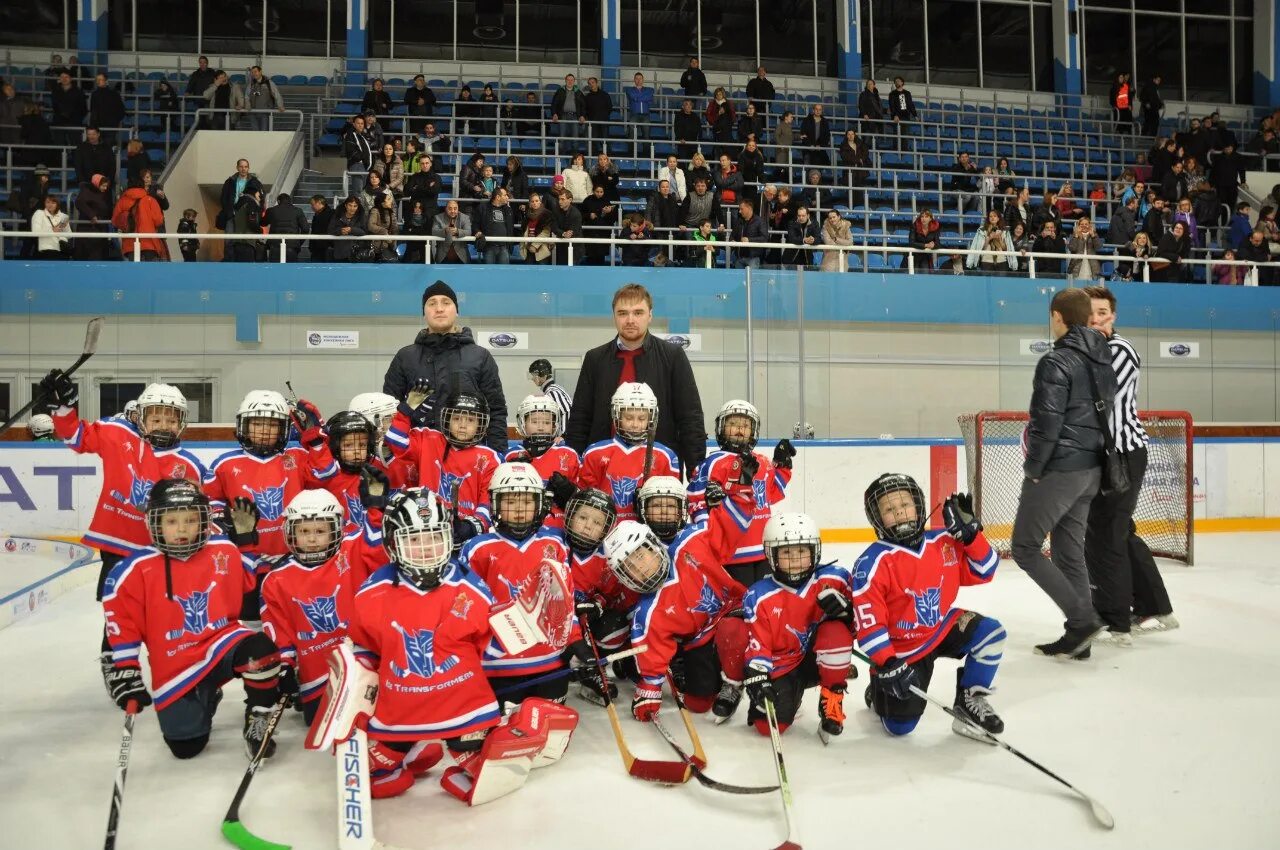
1034, 618, 1106, 658
951, 669, 1003, 742
819, 684, 847, 738
711, 675, 742, 724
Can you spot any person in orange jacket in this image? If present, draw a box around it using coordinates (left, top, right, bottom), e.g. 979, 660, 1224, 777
112, 176, 168, 261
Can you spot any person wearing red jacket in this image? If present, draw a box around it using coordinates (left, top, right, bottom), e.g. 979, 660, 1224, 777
305, 409, 409, 535
506, 394, 581, 529
853, 474, 1006, 741
111, 176, 168, 260
102, 479, 282, 760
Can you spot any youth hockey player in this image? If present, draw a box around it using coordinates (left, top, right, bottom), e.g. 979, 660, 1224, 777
853, 474, 1006, 741
350, 391, 417, 487
689, 399, 796, 584
558, 487, 628, 700
305, 409, 383, 534
738, 512, 855, 738
578, 382, 678, 523
28, 413, 56, 441
101, 479, 283, 759
508, 394, 580, 528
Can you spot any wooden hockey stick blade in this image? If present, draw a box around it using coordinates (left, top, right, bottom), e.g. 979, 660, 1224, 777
605, 702, 691, 784
651, 715, 779, 795
665, 673, 709, 768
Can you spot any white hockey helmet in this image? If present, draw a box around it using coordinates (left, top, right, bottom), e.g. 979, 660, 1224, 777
603, 520, 671, 595
349, 392, 398, 437
285, 489, 345, 566
762, 512, 822, 587
28, 414, 54, 439
136, 383, 189, 449
381, 488, 453, 589
489, 461, 548, 539
236, 389, 290, 457
123, 399, 140, 423
715, 399, 760, 452
515, 392, 562, 436
636, 475, 688, 543
610, 381, 658, 442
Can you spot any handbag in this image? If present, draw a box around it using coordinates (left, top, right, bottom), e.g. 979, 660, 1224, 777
1084, 357, 1130, 497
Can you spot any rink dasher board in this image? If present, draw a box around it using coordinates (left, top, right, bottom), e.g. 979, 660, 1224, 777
0, 536, 97, 630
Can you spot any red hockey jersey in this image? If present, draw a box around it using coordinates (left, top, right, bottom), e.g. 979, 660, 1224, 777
350, 562, 502, 742
460, 527, 575, 677
578, 437, 678, 523
505, 444, 581, 528
568, 544, 638, 614
850, 529, 999, 666
52, 407, 207, 555
102, 536, 259, 709
385, 412, 500, 528
743, 565, 854, 677
630, 520, 748, 688
689, 449, 791, 564
203, 447, 332, 558
304, 443, 410, 536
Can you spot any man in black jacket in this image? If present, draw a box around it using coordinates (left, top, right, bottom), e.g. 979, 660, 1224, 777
680, 58, 707, 98
74, 126, 115, 185
673, 99, 702, 162
263, 193, 308, 262
583, 77, 613, 156
404, 74, 436, 135
745, 66, 775, 113
1139, 75, 1163, 137
564, 283, 707, 473
550, 74, 587, 145
88, 73, 125, 128
382, 280, 509, 453
217, 158, 261, 231
1011, 288, 1116, 659
50, 71, 87, 145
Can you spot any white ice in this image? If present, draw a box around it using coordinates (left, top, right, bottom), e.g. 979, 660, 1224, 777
3, 534, 1278, 850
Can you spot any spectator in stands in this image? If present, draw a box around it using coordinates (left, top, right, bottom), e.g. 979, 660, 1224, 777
226, 184, 264, 262
1213, 249, 1247, 284
44, 54, 68, 93
858, 79, 884, 137
981, 168, 1002, 213
837, 129, 870, 207
1150, 137, 1179, 183
620, 213, 653, 267
646, 178, 681, 236
949, 151, 980, 213
742, 66, 774, 114
988, 156, 1014, 194
402, 138, 426, 174
909, 208, 940, 272
202, 70, 245, 130
1030, 189, 1062, 235
1227, 202, 1253, 250
673, 98, 701, 161
783, 205, 820, 267
561, 152, 591, 203
1067, 217, 1103, 281
402, 74, 437, 137
692, 218, 719, 267
1003, 186, 1031, 231
17, 103, 52, 167
406, 154, 442, 220
965, 209, 1015, 275
729, 198, 768, 269
658, 154, 688, 202
713, 153, 743, 207
475, 187, 515, 264
1177, 118, 1210, 170
552, 190, 583, 265
1152, 221, 1191, 282
176, 208, 200, 262
738, 137, 766, 200
152, 79, 179, 133
820, 209, 852, 272
583, 77, 613, 155
1182, 155, 1204, 186
88, 73, 125, 129
356, 170, 383, 214
1056, 182, 1084, 220
0, 82, 24, 144
1142, 196, 1168, 238
264, 193, 308, 262
372, 142, 404, 197
245, 65, 284, 131
7, 165, 51, 256
125, 139, 150, 186
32, 194, 72, 259
366, 190, 399, 261
306, 196, 333, 262
74, 126, 115, 185
581, 184, 618, 265
799, 103, 831, 168
501, 155, 529, 226
112, 175, 167, 261
477, 84, 500, 140
626, 72, 653, 145
520, 193, 554, 265
399, 198, 430, 261
681, 58, 708, 98
1258, 206, 1280, 248
1237, 230, 1276, 284
1010, 221, 1033, 272
798, 168, 827, 212
687, 150, 712, 188
550, 73, 586, 144
216, 159, 259, 231
50, 71, 87, 145
1139, 75, 1163, 137
1208, 141, 1246, 215
1108, 195, 1139, 248
680, 177, 721, 235
1160, 159, 1190, 203
1116, 231, 1152, 281
337, 112, 372, 172
509, 91, 542, 140
1247, 129, 1278, 171
887, 77, 917, 147
1209, 113, 1237, 152
1110, 72, 1134, 135
1132, 151, 1151, 184
74, 174, 114, 260
361, 109, 384, 151
432, 198, 471, 264
329, 196, 370, 263
1032, 220, 1067, 277
139, 168, 169, 223
449, 151, 482, 204
706, 87, 736, 159
453, 84, 479, 139
591, 152, 620, 201
737, 102, 765, 145
362, 78, 393, 116
420, 121, 449, 155
1173, 197, 1200, 248
186, 56, 216, 101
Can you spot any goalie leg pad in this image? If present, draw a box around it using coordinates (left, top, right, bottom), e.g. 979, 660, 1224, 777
306, 639, 379, 751
518, 698, 579, 768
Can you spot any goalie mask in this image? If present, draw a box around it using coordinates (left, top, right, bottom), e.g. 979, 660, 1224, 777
564, 488, 617, 555
146, 478, 211, 560
285, 489, 345, 566
636, 476, 688, 544
715, 399, 760, 453
440, 389, 490, 449
489, 462, 547, 540
136, 383, 188, 450
603, 520, 671, 595
382, 488, 453, 590
515, 394, 562, 457
326, 410, 377, 474
763, 512, 822, 588
864, 473, 926, 549
610, 382, 658, 444
236, 390, 290, 458
349, 391, 398, 447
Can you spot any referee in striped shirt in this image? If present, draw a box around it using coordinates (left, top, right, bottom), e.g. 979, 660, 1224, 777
528, 358, 573, 426
1082, 286, 1177, 646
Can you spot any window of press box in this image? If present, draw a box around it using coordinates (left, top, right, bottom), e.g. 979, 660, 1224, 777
95, 381, 213, 422
0, 0, 69, 50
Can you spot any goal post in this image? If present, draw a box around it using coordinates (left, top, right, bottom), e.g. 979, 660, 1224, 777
957, 411, 1194, 565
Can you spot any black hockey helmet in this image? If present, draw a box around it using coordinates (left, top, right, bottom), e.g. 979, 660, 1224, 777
326, 410, 377, 474
564, 487, 617, 554
864, 473, 926, 549
528, 358, 554, 382
440, 388, 490, 449
146, 478, 212, 559
382, 487, 453, 589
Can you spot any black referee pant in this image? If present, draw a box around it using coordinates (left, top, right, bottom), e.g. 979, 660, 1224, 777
1085, 445, 1157, 631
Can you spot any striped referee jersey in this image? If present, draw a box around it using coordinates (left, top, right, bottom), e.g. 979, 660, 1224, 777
542, 381, 573, 429
1108, 333, 1148, 452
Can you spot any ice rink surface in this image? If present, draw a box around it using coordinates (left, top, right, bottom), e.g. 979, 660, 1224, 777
2, 534, 1278, 850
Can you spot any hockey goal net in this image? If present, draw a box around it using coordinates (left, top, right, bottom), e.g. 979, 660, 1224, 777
957, 411, 1194, 565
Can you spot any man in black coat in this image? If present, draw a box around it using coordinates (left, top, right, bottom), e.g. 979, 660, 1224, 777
49, 71, 87, 145
680, 58, 707, 98
583, 77, 613, 155
74, 126, 115, 185
1138, 75, 1163, 137
263, 193, 308, 262
382, 280, 509, 453
88, 73, 126, 128
217, 158, 261, 230
745, 66, 775, 113
1011, 288, 1116, 659
673, 99, 702, 161
564, 283, 707, 474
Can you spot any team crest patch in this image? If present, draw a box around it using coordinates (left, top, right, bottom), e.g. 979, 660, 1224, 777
941, 541, 959, 567
282, 454, 297, 471
170, 464, 188, 479
390, 621, 459, 679
243, 484, 286, 521
450, 591, 473, 620
111, 471, 154, 509
906, 586, 942, 629
295, 586, 344, 640
542, 543, 559, 562
752, 479, 767, 509
212, 551, 230, 576
165, 582, 228, 639
692, 579, 723, 618
610, 476, 640, 508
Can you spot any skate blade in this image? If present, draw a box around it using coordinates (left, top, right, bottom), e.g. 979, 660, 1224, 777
951, 717, 998, 744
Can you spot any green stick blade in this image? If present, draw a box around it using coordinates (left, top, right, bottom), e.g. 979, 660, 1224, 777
221, 818, 292, 850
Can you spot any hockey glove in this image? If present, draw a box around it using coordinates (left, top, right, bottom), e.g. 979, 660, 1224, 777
772, 438, 796, 470
400, 377, 433, 421
546, 472, 578, 510
703, 480, 726, 509
38, 368, 78, 410
817, 587, 852, 621
359, 463, 390, 511
942, 492, 982, 545
452, 515, 483, 552
291, 398, 325, 447
737, 451, 760, 484
743, 663, 774, 712
226, 497, 260, 548
574, 595, 603, 628
277, 666, 300, 699
563, 638, 594, 667
631, 683, 663, 722
875, 657, 919, 702
107, 666, 152, 712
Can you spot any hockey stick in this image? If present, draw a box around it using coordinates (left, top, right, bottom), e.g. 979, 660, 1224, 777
650, 713, 779, 795
102, 701, 138, 850
221, 695, 293, 850
492, 644, 646, 698
3, 316, 105, 434
640, 416, 656, 483
762, 694, 803, 850
851, 648, 1115, 830
335, 728, 412, 850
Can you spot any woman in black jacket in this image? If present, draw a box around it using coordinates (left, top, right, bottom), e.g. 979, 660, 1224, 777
74, 175, 116, 260
1153, 221, 1192, 282
328, 196, 369, 262
477, 84, 500, 139
858, 79, 884, 137
737, 102, 765, 144
908, 209, 941, 272
838, 128, 871, 206
501, 155, 529, 228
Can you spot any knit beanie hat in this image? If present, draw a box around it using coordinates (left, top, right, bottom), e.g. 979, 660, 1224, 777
422, 279, 458, 309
